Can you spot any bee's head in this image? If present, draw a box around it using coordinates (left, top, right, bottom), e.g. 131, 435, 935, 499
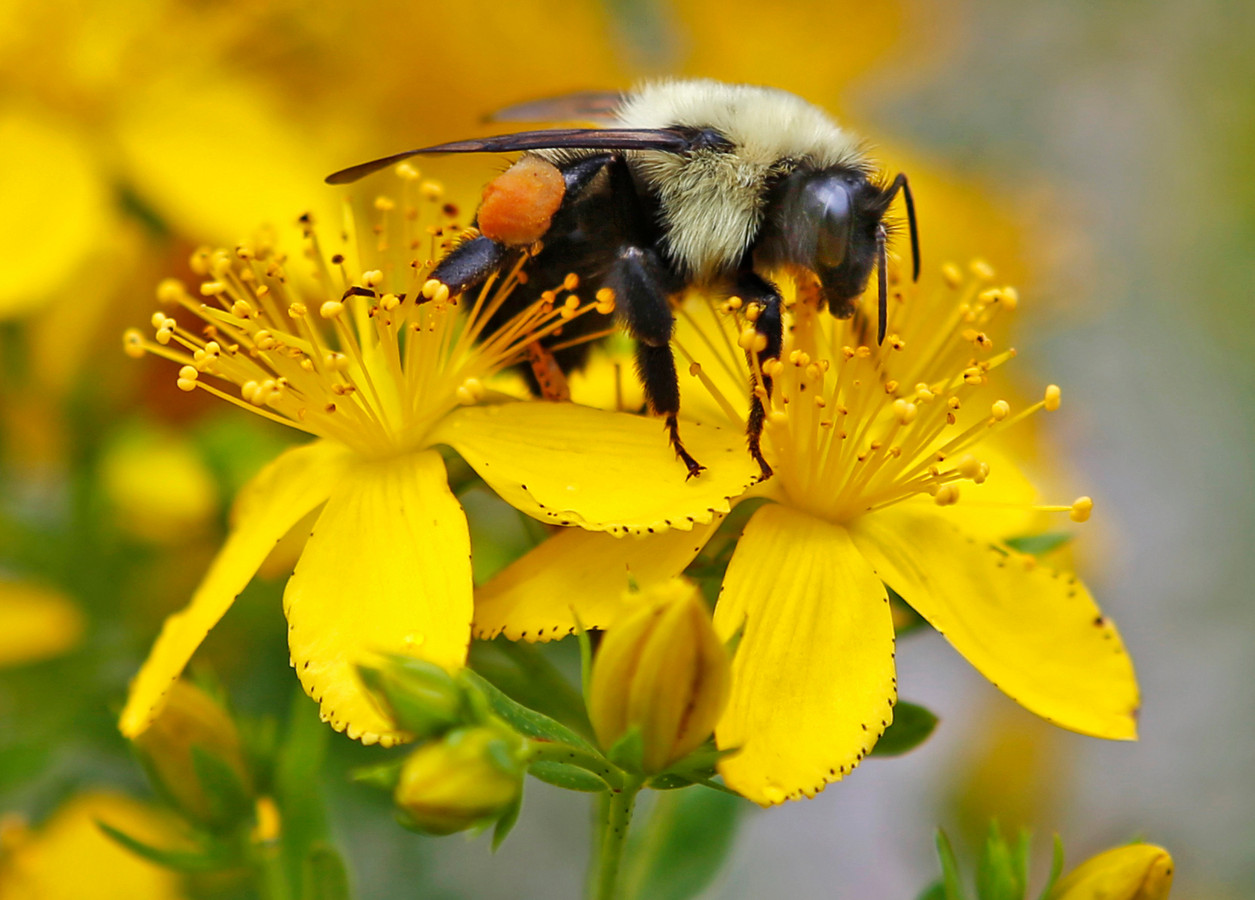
759, 168, 917, 321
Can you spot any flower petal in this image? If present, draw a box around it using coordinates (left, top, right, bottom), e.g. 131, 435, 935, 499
849, 506, 1139, 739
474, 518, 721, 641
432, 402, 758, 535
0, 580, 84, 667
283, 450, 472, 747
120, 440, 351, 738
713, 504, 896, 805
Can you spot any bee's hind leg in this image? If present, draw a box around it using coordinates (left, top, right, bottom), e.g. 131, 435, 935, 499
734, 270, 784, 482
608, 245, 704, 480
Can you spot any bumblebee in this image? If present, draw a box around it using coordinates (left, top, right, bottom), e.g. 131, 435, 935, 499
327, 79, 918, 480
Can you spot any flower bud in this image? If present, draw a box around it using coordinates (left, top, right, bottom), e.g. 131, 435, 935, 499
1048, 844, 1174, 900
588, 578, 731, 774
393, 726, 525, 835
131, 680, 252, 828
360, 656, 466, 740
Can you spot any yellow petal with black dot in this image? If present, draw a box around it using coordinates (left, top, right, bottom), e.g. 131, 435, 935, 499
714, 504, 896, 805
283, 450, 472, 747
119, 440, 352, 738
849, 506, 1139, 740
474, 517, 721, 641
432, 402, 758, 535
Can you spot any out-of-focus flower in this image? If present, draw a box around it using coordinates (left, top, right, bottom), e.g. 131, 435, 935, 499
131, 680, 252, 828
0, 580, 84, 667
588, 578, 730, 774
1048, 844, 1174, 900
100, 425, 219, 544
0, 792, 186, 900
475, 262, 1138, 804
119, 172, 755, 747
393, 726, 526, 836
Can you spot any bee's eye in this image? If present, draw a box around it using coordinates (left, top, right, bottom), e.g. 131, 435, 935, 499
763, 171, 857, 274
808, 179, 853, 269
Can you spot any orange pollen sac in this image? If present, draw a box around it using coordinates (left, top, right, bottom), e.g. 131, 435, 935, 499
477, 155, 566, 247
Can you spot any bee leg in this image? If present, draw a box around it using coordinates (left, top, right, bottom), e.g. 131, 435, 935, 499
735, 271, 784, 482
424, 234, 508, 302
526, 341, 571, 402
608, 245, 704, 479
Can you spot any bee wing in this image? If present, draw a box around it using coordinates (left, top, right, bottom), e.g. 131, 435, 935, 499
488, 91, 624, 124
325, 128, 695, 185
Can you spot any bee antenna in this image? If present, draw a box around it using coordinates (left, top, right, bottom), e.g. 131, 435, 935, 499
885, 173, 920, 283
876, 224, 888, 345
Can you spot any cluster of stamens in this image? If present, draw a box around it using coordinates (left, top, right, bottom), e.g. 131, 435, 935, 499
124, 169, 602, 459
675, 261, 1092, 526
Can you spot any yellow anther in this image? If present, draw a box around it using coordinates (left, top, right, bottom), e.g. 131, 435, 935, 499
999, 287, 1019, 310
970, 259, 995, 280
805, 362, 824, 381
189, 247, 212, 276
595, 287, 616, 314
300, 358, 315, 372
324, 352, 347, 371
231, 299, 254, 319
420, 180, 444, 200
455, 377, 485, 405
962, 328, 980, 342
150, 312, 169, 329
955, 455, 982, 479
254, 330, 277, 351
975, 462, 990, 484
789, 349, 810, 366
362, 270, 384, 288
941, 262, 963, 288
288, 302, 308, 318
915, 384, 934, 402
744, 303, 761, 323
320, 300, 344, 319
738, 328, 767, 353
768, 411, 789, 427
947, 397, 962, 410
203, 341, 221, 358
374, 196, 396, 211
210, 250, 232, 277
123, 330, 147, 358
976, 289, 1002, 306
689, 362, 702, 376
762, 358, 785, 378
855, 346, 872, 359
884, 380, 899, 395
156, 278, 186, 305
1044, 384, 1062, 411
963, 367, 984, 385
814, 396, 826, 409
381, 293, 401, 311
563, 295, 580, 311
991, 399, 1011, 421
200, 281, 226, 297
562, 273, 580, 291
889, 337, 906, 351
934, 484, 961, 506
893, 399, 917, 425
396, 162, 420, 180
726, 296, 743, 311
1070, 496, 1093, 523
176, 366, 200, 392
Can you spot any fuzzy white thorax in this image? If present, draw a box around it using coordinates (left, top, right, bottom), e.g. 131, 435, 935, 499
615, 79, 866, 280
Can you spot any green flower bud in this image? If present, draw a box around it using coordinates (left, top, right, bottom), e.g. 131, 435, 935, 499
588, 578, 731, 774
361, 656, 466, 740
393, 726, 524, 835
1048, 844, 1174, 900
131, 680, 252, 827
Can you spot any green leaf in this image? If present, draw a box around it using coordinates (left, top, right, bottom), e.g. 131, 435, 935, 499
96, 821, 229, 873
1005, 533, 1072, 557
469, 638, 593, 738
190, 744, 253, 828
302, 842, 352, 900
460, 669, 598, 752
917, 882, 949, 900
622, 788, 742, 900
357, 658, 463, 739
607, 727, 644, 773
935, 830, 969, 900
491, 792, 524, 851
1035, 836, 1065, 900
871, 702, 939, 757
350, 758, 405, 792
529, 759, 611, 792
976, 821, 1023, 900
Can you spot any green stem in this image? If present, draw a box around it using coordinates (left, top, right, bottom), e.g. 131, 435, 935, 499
593, 777, 643, 900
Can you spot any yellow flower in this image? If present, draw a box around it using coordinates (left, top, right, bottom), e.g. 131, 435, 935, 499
0, 580, 84, 667
0, 792, 187, 900
1048, 844, 1174, 900
475, 261, 1138, 805
588, 578, 731, 774
119, 173, 756, 747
